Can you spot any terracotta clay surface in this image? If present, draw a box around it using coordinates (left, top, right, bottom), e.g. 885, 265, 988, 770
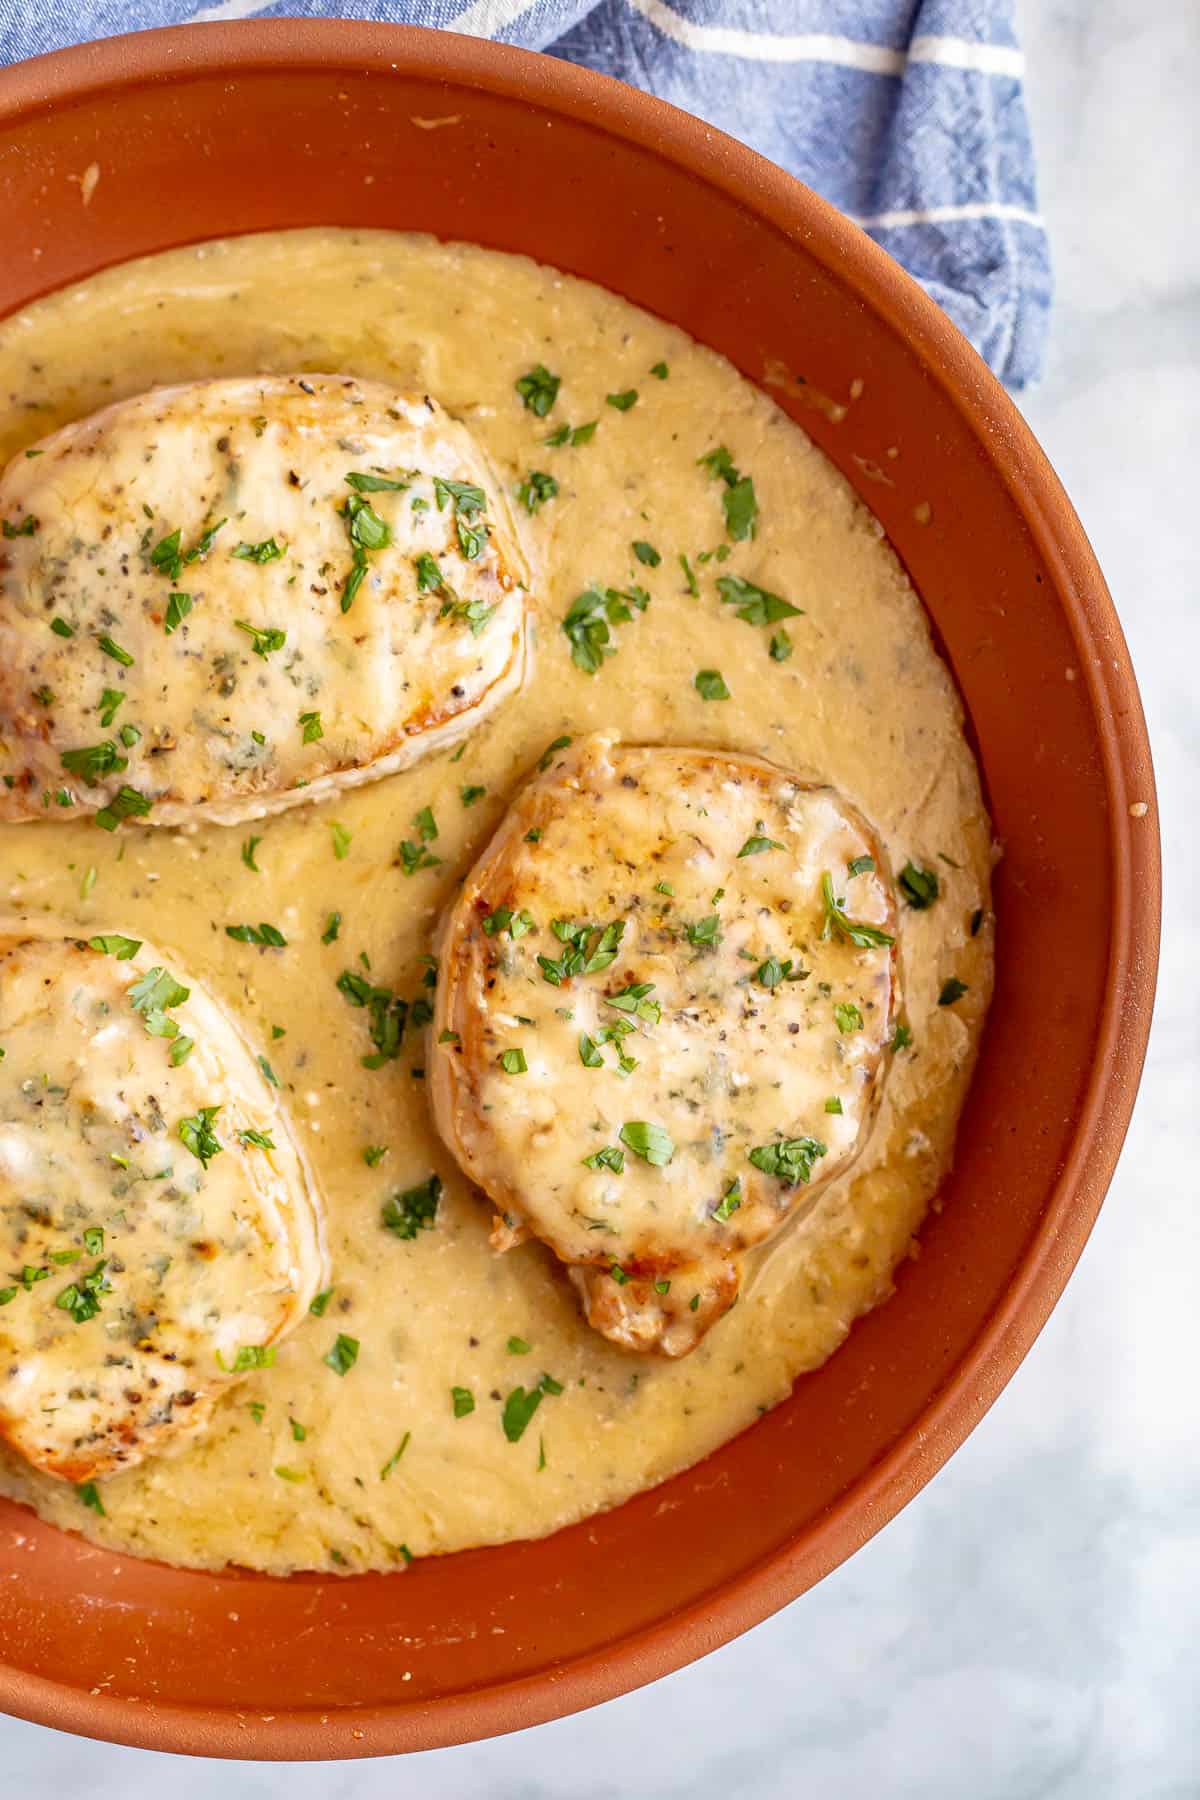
0, 21, 1158, 1760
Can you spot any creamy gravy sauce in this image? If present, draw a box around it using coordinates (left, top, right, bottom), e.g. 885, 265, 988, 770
0, 230, 992, 1573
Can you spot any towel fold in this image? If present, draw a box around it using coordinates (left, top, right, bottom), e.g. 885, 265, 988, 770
0, 0, 1050, 385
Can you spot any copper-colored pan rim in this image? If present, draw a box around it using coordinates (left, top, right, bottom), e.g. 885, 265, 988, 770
0, 20, 1159, 1760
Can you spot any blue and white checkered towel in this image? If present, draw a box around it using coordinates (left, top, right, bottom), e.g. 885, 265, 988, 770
0, 0, 1050, 386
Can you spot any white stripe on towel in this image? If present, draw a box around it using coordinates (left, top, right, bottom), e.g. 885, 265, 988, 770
625, 2, 1025, 77
190, 0, 272, 20
623, 3, 906, 69
849, 201, 1043, 230
448, 0, 537, 36
910, 35, 1024, 77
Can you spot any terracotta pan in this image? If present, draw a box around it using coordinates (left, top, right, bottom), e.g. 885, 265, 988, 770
0, 21, 1159, 1760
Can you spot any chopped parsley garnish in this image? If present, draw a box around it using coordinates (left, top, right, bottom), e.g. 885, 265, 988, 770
290, 1417, 307, 1442
738, 831, 784, 857
618, 1120, 674, 1167
247, 1401, 265, 1424
483, 906, 535, 940
820, 871, 895, 947
460, 783, 487, 807
754, 953, 804, 989
345, 470, 411, 493
507, 1335, 531, 1355
50, 616, 75, 638
694, 668, 729, 701
364, 1144, 388, 1167
578, 1033, 604, 1068
33, 685, 55, 708
178, 1105, 223, 1167
234, 618, 286, 658
330, 820, 351, 860
517, 469, 558, 514
94, 785, 153, 831
605, 981, 660, 1023
716, 574, 801, 626
298, 710, 323, 744
561, 584, 648, 674
225, 921, 287, 947
834, 1001, 864, 1033
847, 855, 875, 878
309, 1288, 333, 1317
241, 835, 262, 872
96, 688, 124, 727
339, 490, 392, 610
397, 837, 441, 876
501, 1372, 562, 1443
582, 1144, 625, 1173
679, 552, 699, 597
323, 1333, 359, 1376
654, 880, 675, 896
380, 1431, 411, 1480
938, 977, 968, 1006
898, 861, 940, 909
824, 1097, 844, 1114
515, 364, 560, 417
257, 1054, 280, 1086
337, 968, 410, 1066
60, 740, 128, 786
538, 734, 572, 771
768, 629, 793, 662
433, 476, 489, 560
382, 1173, 442, 1240
273, 1465, 304, 1483
452, 1386, 475, 1418
239, 1128, 275, 1150
97, 630, 134, 666
698, 445, 758, 540
55, 1259, 111, 1324
650, 361, 669, 379
127, 964, 189, 1040
606, 389, 638, 411
684, 914, 721, 949
538, 917, 624, 985
232, 537, 284, 564
415, 551, 446, 593
77, 1481, 105, 1515
220, 1344, 277, 1373
149, 520, 226, 581
88, 933, 141, 960
713, 1178, 742, 1222
321, 910, 342, 943
83, 1227, 104, 1256
632, 539, 660, 566
2, 514, 36, 538
499, 1047, 528, 1074
543, 421, 597, 447
748, 1136, 826, 1184
343, 493, 391, 551
891, 1020, 913, 1052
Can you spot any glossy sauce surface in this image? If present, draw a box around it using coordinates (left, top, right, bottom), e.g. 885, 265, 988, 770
0, 231, 992, 1573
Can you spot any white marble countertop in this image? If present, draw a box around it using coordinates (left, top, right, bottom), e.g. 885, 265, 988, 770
3, 1, 1195, 1793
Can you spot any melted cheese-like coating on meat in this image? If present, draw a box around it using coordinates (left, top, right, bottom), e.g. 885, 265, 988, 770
0, 932, 326, 1481
0, 377, 530, 825
432, 736, 897, 1354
